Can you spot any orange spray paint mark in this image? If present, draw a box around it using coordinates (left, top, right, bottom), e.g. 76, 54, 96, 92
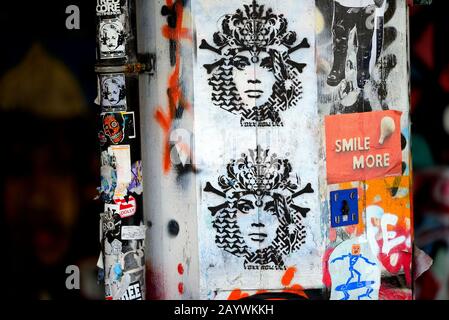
227, 289, 249, 300
155, 0, 192, 174
281, 267, 296, 286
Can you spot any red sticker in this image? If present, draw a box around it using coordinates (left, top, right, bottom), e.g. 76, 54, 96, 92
325, 110, 402, 184
114, 196, 136, 218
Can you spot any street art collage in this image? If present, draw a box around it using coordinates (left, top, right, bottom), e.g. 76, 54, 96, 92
138, 0, 413, 300
95, 0, 146, 300
192, 0, 411, 300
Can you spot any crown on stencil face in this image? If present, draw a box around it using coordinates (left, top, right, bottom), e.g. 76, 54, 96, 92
203, 146, 314, 219
210, 0, 297, 57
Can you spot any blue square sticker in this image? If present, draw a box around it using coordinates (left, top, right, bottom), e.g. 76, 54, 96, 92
330, 188, 359, 228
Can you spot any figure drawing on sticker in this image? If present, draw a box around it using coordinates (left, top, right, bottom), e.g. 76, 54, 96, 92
204, 146, 314, 270
331, 244, 377, 300
200, 0, 310, 127
328, 0, 385, 89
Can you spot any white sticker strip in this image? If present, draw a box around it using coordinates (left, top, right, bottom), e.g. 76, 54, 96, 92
109, 145, 131, 184
121, 226, 146, 240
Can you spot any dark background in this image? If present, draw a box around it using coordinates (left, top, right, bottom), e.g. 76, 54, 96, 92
0, 0, 447, 299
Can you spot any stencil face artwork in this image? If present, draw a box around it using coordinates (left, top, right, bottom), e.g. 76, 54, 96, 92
101, 74, 127, 110
99, 18, 125, 58
199, 0, 310, 127
204, 146, 314, 270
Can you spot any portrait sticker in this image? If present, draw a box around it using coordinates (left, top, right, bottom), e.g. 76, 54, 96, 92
99, 73, 127, 111
100, 111, 136, 146
99, 18, 126, 59
325, 110, 402, 184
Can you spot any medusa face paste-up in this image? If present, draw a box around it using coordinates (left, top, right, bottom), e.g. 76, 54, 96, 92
200, 0, 310, 127
204, 146, 314, 270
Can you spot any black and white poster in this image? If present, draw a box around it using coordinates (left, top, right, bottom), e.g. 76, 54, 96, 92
99, 73, 127, 111
98, 18, 126, 59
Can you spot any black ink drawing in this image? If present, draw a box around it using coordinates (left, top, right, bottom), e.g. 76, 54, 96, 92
200, 0, 310, 127
204, 146, 314, 270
